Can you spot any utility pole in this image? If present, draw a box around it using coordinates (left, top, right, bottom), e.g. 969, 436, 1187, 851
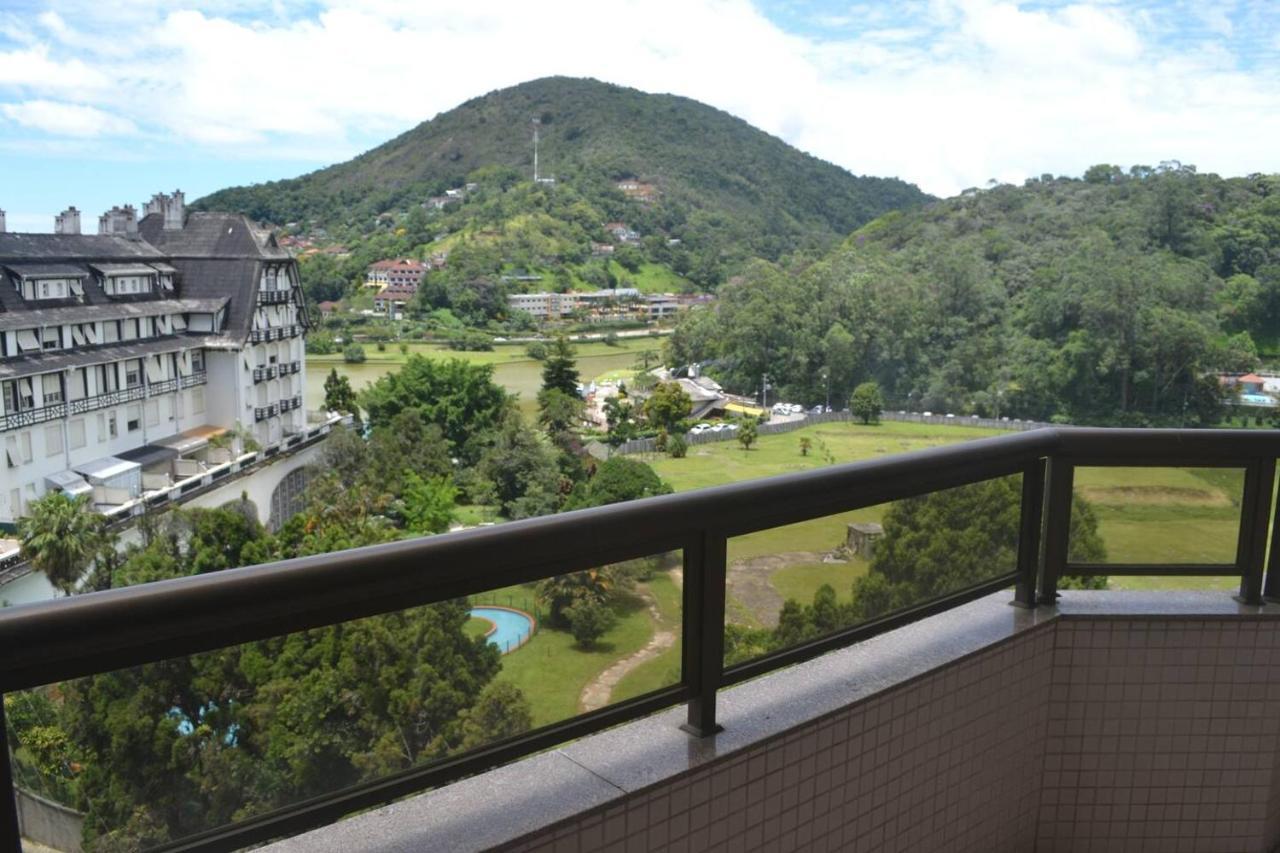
822, 370, 830, 411
761, 373, 769, 409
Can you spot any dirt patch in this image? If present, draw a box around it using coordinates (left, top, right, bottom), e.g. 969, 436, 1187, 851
727, 551, 825, 628
1077, 486, 1231, 507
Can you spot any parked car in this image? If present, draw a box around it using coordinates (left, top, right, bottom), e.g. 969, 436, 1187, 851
690, 423, 712, 435
810, 405, 824, 414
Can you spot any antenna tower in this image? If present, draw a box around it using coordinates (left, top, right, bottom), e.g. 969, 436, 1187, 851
532, 117, 540, 182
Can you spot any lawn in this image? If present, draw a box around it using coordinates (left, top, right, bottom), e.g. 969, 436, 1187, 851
465, 616, 493, 640
307, 338, 654, 420
487, 584, 655, 728
648, 421, 1257, 609
611, 570, 684, 703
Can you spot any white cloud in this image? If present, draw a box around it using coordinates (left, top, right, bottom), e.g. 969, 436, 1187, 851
0, 99, 136, 136
0, 0, 1277, 196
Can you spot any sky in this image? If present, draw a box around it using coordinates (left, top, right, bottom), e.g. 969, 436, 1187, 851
0, 0, 1278, 233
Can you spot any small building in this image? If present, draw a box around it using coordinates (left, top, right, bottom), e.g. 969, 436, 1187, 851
846, 522, 883, 559
316, 301, 340, 316
373, 285, 416, 316
365, 259, 427, 290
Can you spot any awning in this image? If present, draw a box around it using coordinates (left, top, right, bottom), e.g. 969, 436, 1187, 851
725, 403, 766, 417
16, 330, 39, 351
73, 456, 140, 482
153, 425, 224, 456
115, 444, 179, 469
45, 470, 93, 497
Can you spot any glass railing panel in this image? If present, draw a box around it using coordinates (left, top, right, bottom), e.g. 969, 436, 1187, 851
723, 474, 1023, 668
1071, 466, 1244, 591
5, 554, 683, 849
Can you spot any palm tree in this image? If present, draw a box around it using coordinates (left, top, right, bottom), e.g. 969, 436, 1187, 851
17, 492, 106, 596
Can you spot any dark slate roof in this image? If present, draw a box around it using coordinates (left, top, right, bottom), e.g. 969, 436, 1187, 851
140, 212, 296, 339
88, 262, 161, 277
0, 233, 165, 261
0, 297, 227, 331
3, 263, 89, 278
0, 332, 213, 380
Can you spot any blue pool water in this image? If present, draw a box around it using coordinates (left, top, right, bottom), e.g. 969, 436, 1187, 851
471, 607, 535, 654
1240, 393, 1276, 407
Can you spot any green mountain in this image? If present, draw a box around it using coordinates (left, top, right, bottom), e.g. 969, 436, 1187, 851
668, 164, 1280, 426
194, 77, 930, 263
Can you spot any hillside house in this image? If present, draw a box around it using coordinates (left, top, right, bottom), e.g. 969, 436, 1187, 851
365, 259, 427, 290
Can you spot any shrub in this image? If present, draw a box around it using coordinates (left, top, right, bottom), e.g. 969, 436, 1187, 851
565, 598, 615, 648
668, 434, 687, 458
343, 343, 366, 363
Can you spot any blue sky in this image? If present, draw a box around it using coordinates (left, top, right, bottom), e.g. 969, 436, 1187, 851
1, 0, 1277, 233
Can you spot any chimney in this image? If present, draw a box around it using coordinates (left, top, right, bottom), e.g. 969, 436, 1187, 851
163, 189, 184, 231
0, 209, 5, 233
55, 206, 81, 235
98, 204, 138, 237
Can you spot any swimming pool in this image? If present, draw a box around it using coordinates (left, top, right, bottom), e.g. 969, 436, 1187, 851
470, 606, 536, 654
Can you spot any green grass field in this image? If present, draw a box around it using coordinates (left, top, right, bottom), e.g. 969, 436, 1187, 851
611, 570, 683, 703
308, 337, 657, 419
486, 584, 654, 728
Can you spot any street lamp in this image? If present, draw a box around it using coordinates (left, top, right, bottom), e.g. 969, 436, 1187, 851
821, 370, 830, 411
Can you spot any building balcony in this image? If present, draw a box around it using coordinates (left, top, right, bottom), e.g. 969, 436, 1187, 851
179, 371, 207, 389
253, 403, 280, 422
3, 428, 1280, 852
248, 326, 303, 344
257, 289, 292, 305
0, 401, 65, 431
252, 365, 279, 383
146, 377, 178, 396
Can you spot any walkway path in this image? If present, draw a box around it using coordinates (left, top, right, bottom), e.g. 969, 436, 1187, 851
579, 568, 682, 712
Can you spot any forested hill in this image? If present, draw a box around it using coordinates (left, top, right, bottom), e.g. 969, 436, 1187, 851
193, 76, 929, 262
669, 165, 1280, 426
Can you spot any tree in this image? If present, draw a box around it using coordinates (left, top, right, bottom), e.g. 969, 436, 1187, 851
323, 368, 363, 429
343, 343, 367, 363
564, 598, 615, 648
850, 381, 884, 425
603, 396, 638, 447
476, 414, 561, 519
458, 683, 533, 751
668, 434, 688, 458
799, 437, 812, 457
401, 473, 458, 535
540, 336, 580, 397
18, 492, 108, 595
643, 381, 692, 432
537, 388, 584, 435
360, 356, 512, 464
566, 457, 672, 510
737, 419, 758, 451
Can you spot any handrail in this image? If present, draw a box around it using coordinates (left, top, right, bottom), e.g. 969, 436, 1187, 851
0, 426, 1274, 851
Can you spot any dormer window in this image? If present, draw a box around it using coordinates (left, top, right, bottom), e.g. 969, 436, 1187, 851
90, 263, 160, 297
2, 264, 87, 301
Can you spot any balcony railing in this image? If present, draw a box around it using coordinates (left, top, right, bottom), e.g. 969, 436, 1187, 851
253, 403, 280, 422
0, 427, 1275, 851
248, 325, 303, 344
0, 402, 65, 431
146, 377, 178, 396
180, 370, 207, 389
257, 289, 291, 305
252, 365, 279, 382
277, 361, 302, 377
64, 386, 146, 417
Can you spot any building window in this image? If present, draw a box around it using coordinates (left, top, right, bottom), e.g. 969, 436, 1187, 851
107, 412, 118, 439
125, 360, 142, 388
191, 349, 204, 372
145, 400, 160, 427
41, 374, 62, 405
69, 418, 86, 450
126, 405, 140, 432
41, 328, 60, 351
192, 387, 205, 415
45, 424, 63, 457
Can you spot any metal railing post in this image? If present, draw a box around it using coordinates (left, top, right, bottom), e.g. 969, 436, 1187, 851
1013, 459, 1046, 607
682, 530, 726, 737
1037, 456, 1074, 605
1235, 459, 1274, 606
1265, 465, 1280, 604
0, 698, 20, 852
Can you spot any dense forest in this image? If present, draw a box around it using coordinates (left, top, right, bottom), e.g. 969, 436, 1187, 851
668, 163, 1280, 426
195, 76, 929, 297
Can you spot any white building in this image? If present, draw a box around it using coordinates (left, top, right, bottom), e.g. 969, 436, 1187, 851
0, 191, 309, 525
